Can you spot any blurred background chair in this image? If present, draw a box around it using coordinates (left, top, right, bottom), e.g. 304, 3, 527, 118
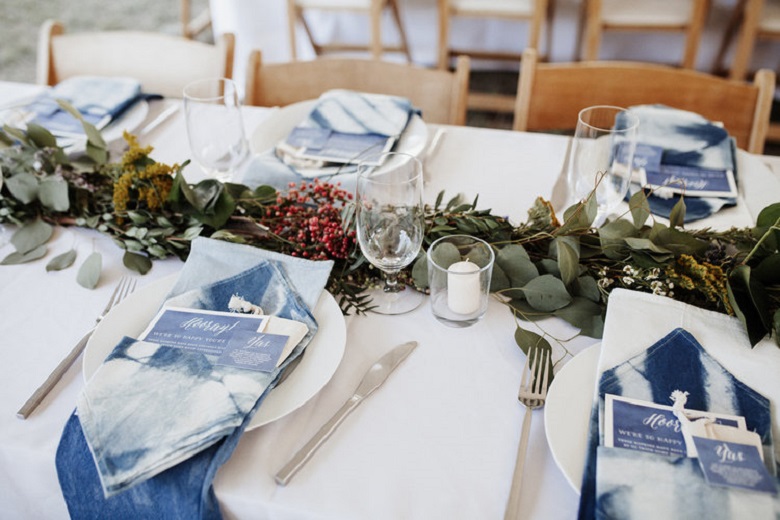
513, 48, 775, 154
437, 0, 551, 69
244, 51, 470, 125
180, 0, 212, 39
581, 0, 710, 68
37, 20, 234, 98
287, 0, 412, 61
715, 0, 780, 81
437, 0, 550, 115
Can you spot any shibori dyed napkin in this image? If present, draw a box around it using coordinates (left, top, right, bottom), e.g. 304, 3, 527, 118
577, 289, 780, 520
56, 237, 333, 518
241, 89, 418, 192
625, 104, 738, 223
27, 76, 152, 136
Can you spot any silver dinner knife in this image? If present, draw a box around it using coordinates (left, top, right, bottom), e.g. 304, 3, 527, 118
275, 340, 418, 486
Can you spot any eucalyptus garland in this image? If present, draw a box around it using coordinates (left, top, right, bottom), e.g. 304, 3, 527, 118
1, 115, 778, 353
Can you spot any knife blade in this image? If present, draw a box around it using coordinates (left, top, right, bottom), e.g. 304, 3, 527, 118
275, 340, 418, 486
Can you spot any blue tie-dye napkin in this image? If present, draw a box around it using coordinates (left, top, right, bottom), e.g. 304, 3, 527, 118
625, 105, 738, 223
28, 76, 149, 135
577, 289, 780, 520
241, 90, 417, 191
56, 237, 333, 517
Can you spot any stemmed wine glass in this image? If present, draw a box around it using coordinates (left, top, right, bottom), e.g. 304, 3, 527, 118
183, 78, 249, 182
566, 105, 640, 226
356, 152, 425, 315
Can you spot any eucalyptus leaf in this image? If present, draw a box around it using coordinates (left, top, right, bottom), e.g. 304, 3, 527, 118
669, 197, 686, 228
39, 178, 70, 212
11, 219, 53, 254
629, 190, 651, 228
537, 258, 560, 277
123, 251, 152, 275
756, 202, 780, 229
649, 224, 708, 256
489, 263, 510, 292
509, 299, 551, 321
496, 244, 538, 287
572, 275, 600, 302
598, 219, 636, 260
46, 248, 77, 271
554, 297, 604, 338
556, 238, 579, 286
411, 255, 428, 288
754, 254, 780, 284
514, 326, 552, 357
624, 237, 672, 254
727, 265, 770, 346
1, 244, 47, 265
77, 252, 102, 289
521, 274, 572, 312
25, 123, 58, 149
430, 242, 460, 270
6, 173, 39, 204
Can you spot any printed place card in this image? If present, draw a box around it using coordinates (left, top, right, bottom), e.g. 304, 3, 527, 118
634, 143, 738, 198
693, 437, 777, 495
604, 394, 746, 457
140, 307, 270, 356
216, 331, 291, 372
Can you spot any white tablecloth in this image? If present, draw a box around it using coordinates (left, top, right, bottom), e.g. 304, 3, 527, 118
0, 80, 777, 519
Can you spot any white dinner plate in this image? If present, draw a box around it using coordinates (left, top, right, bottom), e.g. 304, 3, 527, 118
249, 99, 429, 159
83, 274, 347, 430
544, 343, 601, 494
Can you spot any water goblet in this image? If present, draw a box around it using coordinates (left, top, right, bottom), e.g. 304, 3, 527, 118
566, 105, 640, 226
183, 78, 249, 182
356, 152, 425, 315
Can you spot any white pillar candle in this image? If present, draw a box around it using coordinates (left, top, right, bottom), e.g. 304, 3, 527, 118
447, 260, 481, 315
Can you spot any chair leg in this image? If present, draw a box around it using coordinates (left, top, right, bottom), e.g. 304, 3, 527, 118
712, 0, 748, 74
582, 0, 603, 60
298, 8, 323, 56
730, 0, 764, 80
388, 0, 413, 62
681, 0, 709, 69
287, 0, 299, 60
437, 0, 451, 69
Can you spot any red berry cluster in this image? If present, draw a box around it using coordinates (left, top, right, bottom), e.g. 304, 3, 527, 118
262, 179, 356, 260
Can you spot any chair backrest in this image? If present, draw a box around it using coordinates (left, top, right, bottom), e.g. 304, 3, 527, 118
513, 48, 775, 154
37, 20, 234, 99
244, 51, 470, 125
582, 0, 710, 69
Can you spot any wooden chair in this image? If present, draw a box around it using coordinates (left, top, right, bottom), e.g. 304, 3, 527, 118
245, 51, 470, 125
513, 48, 775, 154
37, 20, 234, 99
287, 0, 412, 61
180, 0, 212, 39
437, 0, 550, 69
722, 0, 780, 81
581, 0, 710, 69
438, 0, 550, 114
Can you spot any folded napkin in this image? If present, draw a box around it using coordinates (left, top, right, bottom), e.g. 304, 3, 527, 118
56, 237, 334, 518
577, 289, 780, 519
241, 90, 417, 191
27, 76, 154, 135
625, 105, 738, 223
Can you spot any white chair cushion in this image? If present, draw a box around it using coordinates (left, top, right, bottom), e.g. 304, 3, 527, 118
760, 1, 780, 33
450, 0, 536, 17
601, 0, 694, 26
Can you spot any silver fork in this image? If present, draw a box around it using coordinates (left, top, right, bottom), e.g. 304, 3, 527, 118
17, 276, 138, 419
503, 346, 552, 520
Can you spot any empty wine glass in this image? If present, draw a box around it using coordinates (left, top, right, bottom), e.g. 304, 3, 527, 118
183, 78, 249, 182
566, 105, 640, 226
356, 152, 425, 315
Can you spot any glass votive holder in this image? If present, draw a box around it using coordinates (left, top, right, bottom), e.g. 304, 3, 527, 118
427, 235, 494, 328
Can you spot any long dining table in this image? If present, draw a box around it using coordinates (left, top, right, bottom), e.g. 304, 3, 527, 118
1, 79, 779, 519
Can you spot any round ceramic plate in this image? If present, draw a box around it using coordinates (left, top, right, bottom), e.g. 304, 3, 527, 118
249, 99, 428, 158
83, 274, 347, 430
543, 343, 601, 493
